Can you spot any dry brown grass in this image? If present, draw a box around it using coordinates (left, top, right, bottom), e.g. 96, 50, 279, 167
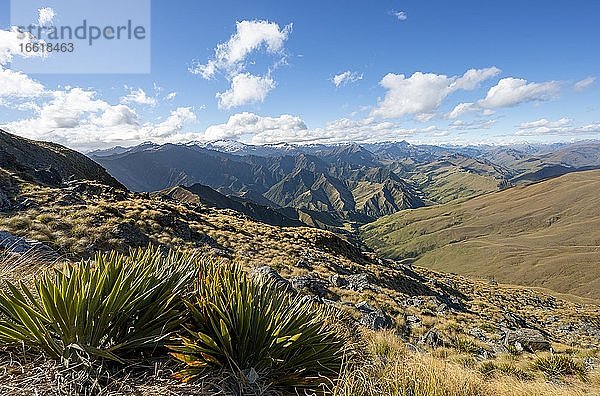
2, 181, 600, 394
333, 330, 600, 396
362, 170, 600, 299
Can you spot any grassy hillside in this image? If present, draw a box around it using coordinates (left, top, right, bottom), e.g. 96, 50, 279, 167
0, 129, 124, 189
361, 170, 600, 299
2, 174, 600, 394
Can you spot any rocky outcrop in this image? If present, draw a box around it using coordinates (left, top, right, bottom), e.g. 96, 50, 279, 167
291, 276, 329, 297
356, 301, 393, 330
250, 266, 295, 293
0, 129, 124, 189
0, 231, 58, 259
111, 223, 149, 247
504, 328, 550, 352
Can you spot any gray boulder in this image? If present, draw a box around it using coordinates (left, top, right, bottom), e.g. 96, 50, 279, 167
294, 259, 312, 269
0, 231, 58, 259
291, 276, 329, 297
250, 266, 294, 293
330, 274, 349, 288
419, 329, 446, 348
346, 273, 370, 291
355, 301, 393, 330
112, 222, 149, 247
504, 328, 550, 352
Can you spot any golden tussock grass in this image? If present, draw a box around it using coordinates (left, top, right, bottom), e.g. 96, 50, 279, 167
333, 330, 600, 396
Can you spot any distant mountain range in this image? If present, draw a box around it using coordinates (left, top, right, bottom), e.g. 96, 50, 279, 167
88, 138, 600, 232
2, 128, 600, 302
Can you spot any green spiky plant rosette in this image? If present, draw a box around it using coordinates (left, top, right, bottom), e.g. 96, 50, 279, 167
169, 258, 349, 390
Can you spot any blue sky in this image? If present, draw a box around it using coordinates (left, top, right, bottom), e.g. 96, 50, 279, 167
0, 0, 599, 150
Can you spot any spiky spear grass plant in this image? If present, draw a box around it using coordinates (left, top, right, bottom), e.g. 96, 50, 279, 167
0, 248, 198, 365
169, 260, 348, 390
533, 353, 587, 379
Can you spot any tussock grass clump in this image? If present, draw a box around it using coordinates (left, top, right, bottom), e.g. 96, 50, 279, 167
0, 248, 198, 364
452, 337, 480, 354
169, 259, 348, 390
533, 354, 587, 379
335, 351, 489, 396
479, 361, 533, 381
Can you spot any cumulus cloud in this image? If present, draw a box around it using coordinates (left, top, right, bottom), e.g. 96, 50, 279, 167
371, 67, 500, 119
448, 102, 478, 119
449, 119, 496, 130
120, 88, 157, 106
2, 79, 197, 149
332, 71, 363, 87
451, 67, 502, 91
149, 107, 197, 137
518, 117, 571, 130
201, 112, 443, 145
216, 73, 275, 109
190, 20, 291, 79
38, 8, 56, 26
190, 20, 291, 109
574, 77, 596, 92
448, 77, 561, 118
204, 112, 307, 141
514, 118, 600, 136
0, 27, 46, 65
0, 67, 45, 98
479, 77, 560, 108
18, 88, 109, 129
165, 92, 177, 100
93, 105, 139, 128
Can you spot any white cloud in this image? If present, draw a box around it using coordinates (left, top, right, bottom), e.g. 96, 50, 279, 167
93, 105, 139, 128
190, 20, 291, 109
332, 71, 363, 87
201, 112, 443, 145
216, 73, 275, 109
479, 77, 560, 108
2, 80, 197, 149
448, 102, 478, 119
451, 67, 502, 91
204, 112, 307, 141
149, 107, 197, 137
518, 117, 571, 130
190, 20, 292, 79
514, 118, 600, 136
574, 77, 596, 92
120, 88, 157, 106
449, 119, 496, 130
371, 67, 500, 119
34, 88, 108, 128
0, 27, 45, 65
0, 67, 45, 98
448, 77, 561, 117
392, 11, 408, 21
165, 92, 177, 100
38, 8, 56, 27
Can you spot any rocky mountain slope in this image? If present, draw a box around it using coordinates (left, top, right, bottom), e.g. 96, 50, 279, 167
0, 129, 123, 189
90, 143, 429, 227
1, 169, 599, 353
0, 129, 124, 213
90, 139, 600, 229
361, 170, 600, 299
2, 133, 600, 394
